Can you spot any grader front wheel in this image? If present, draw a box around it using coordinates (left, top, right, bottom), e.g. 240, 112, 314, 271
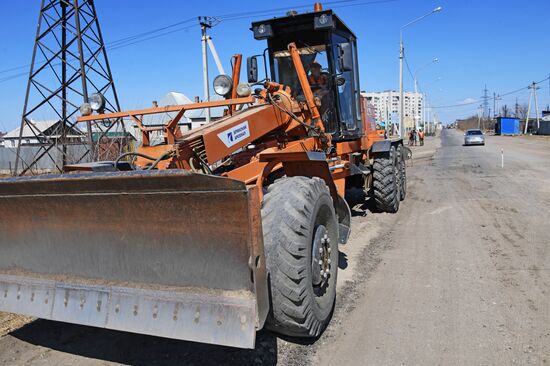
261, 176, 339, 337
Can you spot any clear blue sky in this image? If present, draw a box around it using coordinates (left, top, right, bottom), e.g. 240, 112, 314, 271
0, 0, 549, 131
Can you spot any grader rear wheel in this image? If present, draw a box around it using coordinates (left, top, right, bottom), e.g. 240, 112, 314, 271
373, 145, 400, 213
397, 144, 407, 201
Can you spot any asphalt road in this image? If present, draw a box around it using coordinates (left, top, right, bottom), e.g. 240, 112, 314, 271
0, 130, 549, 365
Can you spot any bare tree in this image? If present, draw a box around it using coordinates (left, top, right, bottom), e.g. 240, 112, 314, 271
516, 103, 528, 119
456, 115, 479, 131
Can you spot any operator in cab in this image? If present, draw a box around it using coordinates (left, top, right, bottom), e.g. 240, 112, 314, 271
308, 62, 328, 96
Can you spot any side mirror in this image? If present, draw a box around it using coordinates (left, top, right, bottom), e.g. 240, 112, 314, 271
247, 56, 258, 83
337, 42, 353, 72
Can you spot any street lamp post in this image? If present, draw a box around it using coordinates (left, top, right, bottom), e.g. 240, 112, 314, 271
399, 6, 442, 138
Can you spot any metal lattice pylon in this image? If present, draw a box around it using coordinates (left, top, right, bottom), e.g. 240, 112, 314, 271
14, 0, 127, 175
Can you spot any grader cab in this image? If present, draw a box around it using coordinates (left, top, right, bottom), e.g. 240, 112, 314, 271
0, 4, 407, 348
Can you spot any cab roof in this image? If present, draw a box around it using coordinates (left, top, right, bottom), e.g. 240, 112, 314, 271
250, 9, 356, 41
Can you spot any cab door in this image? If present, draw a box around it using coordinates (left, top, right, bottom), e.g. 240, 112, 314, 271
331, 32, 363, 140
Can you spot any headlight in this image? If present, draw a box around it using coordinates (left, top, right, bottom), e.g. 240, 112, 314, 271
79, 103, 92, 116
213, 75, 233, 96
236, 83, 252, 97
89, 92, 106, 112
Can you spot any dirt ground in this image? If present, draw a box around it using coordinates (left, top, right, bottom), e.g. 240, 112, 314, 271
0, 130, 549, 365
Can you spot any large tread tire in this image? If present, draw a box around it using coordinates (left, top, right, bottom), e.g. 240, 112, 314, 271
262, 176, 339, 338
397, 144, 407, 201
373, 146, 400, 213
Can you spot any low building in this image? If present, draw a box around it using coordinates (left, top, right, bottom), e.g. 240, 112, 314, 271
138, 92, 225, 146
0, 132, 5, 147
495, 117, 520, 135
2, 120, 84, 148
536, 109, 550, 135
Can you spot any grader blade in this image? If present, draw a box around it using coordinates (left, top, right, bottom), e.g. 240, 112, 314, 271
0, 170, 268, 349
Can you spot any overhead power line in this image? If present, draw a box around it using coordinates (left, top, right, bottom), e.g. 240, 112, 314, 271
0, 20, 197, 82
0, 0, 399, 83
214, 0, 398, 21
431, 76, 550, 109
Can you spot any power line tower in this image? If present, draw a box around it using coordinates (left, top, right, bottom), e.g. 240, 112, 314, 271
492, 92, 502, 118
14, 0, 125, 176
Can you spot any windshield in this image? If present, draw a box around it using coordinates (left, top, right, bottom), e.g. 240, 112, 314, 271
272, 44, 338, 132
467, 130, 483, 135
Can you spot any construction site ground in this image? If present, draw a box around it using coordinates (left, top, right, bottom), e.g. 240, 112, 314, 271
1, 129, 549, 365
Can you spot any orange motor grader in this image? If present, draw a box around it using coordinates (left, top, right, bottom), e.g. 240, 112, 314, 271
0, 5, 408, 349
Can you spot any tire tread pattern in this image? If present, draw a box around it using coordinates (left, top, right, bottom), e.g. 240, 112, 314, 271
262, 176, 333, 337
373, 146, 400, 213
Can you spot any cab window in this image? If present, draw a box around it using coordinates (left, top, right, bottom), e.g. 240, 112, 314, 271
331, 33, 356, 131
273, 45, 328, 100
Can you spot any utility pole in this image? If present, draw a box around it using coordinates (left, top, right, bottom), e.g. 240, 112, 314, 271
478, 105, 482, 129
515, 97, 519, 118
532, 82, 540, 131
198, 16, 222, 124
385, 97, 390, 136
481, 84, 489, 119
199, 16, 212, 124
398, 7, 442, 138
399, 37, 404, 138
524, 84, 534, 134
427, 100, 431, 133
414, 79, 418, 131
523, 82, 541, 134
420, 93, 428, 133
424, 94, 429, 134
493, 92, 497, 118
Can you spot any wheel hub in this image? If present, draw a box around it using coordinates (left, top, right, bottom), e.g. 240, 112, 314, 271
312, 225, 331, 286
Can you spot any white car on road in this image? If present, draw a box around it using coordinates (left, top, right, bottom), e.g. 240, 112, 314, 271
464, 129, 485, 146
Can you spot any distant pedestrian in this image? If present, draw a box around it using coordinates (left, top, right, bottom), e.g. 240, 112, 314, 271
408, 130, 414, 146
412, 128, 417, 146
418, 129, 425, 146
